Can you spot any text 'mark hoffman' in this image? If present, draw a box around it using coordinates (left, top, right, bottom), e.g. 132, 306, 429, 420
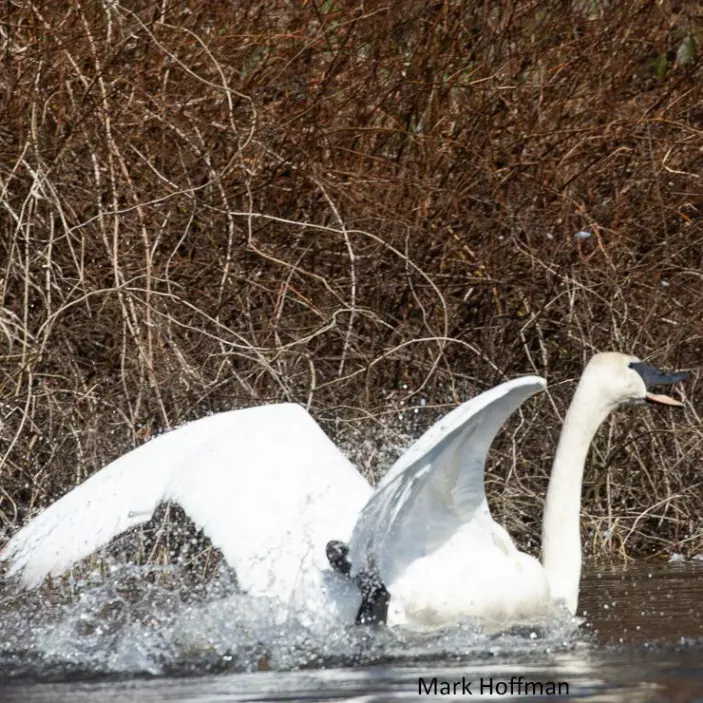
419, 675, 569, 696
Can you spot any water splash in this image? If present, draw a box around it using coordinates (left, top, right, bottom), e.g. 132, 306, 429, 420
0, 565, 582, 682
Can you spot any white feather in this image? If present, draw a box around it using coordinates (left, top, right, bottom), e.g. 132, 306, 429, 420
3, 353, 680, 626
2, 404, 371, 617
348, 377, 546, 587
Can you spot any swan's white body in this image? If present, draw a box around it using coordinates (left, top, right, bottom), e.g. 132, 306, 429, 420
0, 352, 685, 627
347, 377, 551, 624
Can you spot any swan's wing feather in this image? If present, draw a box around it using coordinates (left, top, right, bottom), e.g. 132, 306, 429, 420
348, 376, 546, 585
3, 404, 372, 607
163, 404, 372, 604
0, 413, 235, 587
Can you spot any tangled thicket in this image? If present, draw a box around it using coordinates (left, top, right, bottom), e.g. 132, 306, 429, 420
1, 1, 701, 563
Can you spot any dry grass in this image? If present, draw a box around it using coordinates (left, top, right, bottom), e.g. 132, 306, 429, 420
0, 0, 701, 561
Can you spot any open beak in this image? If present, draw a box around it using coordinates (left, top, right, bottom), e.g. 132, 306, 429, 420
629, 362, 688, 408
645, 392, 684, 407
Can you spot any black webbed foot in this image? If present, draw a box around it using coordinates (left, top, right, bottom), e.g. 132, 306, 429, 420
354, 569, 390, 625
326, 539, 352, 576
325, 539, 389, 625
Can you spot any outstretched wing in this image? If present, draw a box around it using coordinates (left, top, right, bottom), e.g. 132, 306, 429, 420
2, 404, 372, 608
347, 376, 546, 586
0, 412, 224, 587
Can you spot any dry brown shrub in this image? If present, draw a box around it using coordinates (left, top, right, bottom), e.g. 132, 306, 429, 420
0, 0, 701, 561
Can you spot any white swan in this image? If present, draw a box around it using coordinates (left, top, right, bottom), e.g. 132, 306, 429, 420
0, 352, 686, 627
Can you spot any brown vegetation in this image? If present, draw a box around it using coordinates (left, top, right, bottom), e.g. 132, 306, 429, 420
0, 1, 701, 563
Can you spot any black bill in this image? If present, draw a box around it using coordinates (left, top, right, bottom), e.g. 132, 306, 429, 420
629, 362, 688, 407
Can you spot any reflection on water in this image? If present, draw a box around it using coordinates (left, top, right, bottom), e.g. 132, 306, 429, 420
0, 563, 701, 702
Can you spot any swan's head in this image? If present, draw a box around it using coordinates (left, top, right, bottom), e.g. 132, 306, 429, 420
582, 352, 688, 409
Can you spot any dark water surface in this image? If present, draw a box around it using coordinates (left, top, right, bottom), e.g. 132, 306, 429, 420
0, 563, 701, 702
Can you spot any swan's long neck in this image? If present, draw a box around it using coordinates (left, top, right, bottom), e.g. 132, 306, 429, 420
541, 380, 613, 614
